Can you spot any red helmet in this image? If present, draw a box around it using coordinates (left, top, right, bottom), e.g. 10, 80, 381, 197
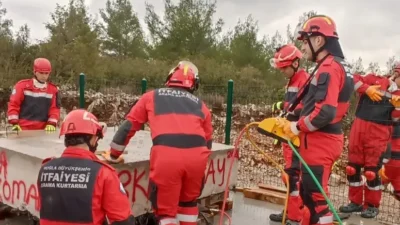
165, 61, 199, 90
270, 44, 302, 68
296, 15, 338, 40
60, 109, 106, 138
33, 58, 52, 73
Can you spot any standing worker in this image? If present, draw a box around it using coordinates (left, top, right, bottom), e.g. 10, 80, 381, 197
269, 44, 309, 224
380, 76, 400, 203
278, 15, 354, 225
339, 73, 398, 218
7, 58, 60, 131
37, 109, 135, 225
104, 61, 213, 225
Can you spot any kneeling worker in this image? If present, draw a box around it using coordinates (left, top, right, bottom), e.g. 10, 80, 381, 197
37, 109, 135, 225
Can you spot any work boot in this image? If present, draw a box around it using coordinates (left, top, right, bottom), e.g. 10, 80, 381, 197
360, 206, 379, 218
338, 202, 363, 213
269, 210, 285, 222
285, 220, 300, 225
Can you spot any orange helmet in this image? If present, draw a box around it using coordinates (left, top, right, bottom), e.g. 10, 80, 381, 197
33, 58, 52, 74
296, 15, 338, 40
165, 61, 199, 91
60, 109, 106, 138
270, 44, 302, 68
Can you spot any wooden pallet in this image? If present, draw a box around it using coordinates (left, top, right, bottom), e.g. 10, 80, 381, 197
243, 184, 287, 205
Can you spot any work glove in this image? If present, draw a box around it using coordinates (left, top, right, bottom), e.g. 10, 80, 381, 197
101, 151, 124, 164
11, 124, 22, 131
272, 101, 283, 113
276, 117, 298, 141
273, 139, 281, 147
378, 166, 389, 184
365, 85, 383, 102
45, 125, 56, 132
390, 95, 400, 107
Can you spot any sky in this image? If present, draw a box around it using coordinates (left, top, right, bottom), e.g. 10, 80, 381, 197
2, 0, 400, 72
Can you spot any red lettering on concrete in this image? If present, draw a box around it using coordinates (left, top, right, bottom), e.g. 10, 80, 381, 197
0, 150, 39, 211
206, 159, 216, 184
118, 168, 148, 205
217, 158, 225, 187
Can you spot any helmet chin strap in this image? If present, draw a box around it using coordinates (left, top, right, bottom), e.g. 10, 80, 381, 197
306, 37, 325, 62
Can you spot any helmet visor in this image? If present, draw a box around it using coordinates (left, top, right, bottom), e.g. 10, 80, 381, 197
179, 61, 199, 77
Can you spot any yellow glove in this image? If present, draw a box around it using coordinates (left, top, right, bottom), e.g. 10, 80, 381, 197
276, 117, 298, 140
378, 166, 389, 184
365, 85, 383, 102
101, 151, 124, 164
45, 125, 56, 132
390, 95, 400, 107
272, 101, 283, 113
11, 124, 22, 131
273, 139, 280, 146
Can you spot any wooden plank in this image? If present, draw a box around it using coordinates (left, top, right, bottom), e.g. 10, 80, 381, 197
258, 183, 287, 194
243, 188, 286, 205
232, 186, 245, 192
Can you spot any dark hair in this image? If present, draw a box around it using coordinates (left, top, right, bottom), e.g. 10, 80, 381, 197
64, 133, 93, 147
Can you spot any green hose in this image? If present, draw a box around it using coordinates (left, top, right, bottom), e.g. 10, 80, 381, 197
288, 141, 343, 225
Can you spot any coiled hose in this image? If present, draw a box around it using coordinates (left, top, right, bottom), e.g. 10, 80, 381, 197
218, 122, 343, 225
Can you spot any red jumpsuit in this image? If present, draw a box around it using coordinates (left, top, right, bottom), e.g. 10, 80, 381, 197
386, 90, 400, 201
293, 56, 354, 225
7, 79, 60, 130
109, 87, 213, 225
346, 74, 395, 208
37, 147, 134, 225
282, 69, 309, 222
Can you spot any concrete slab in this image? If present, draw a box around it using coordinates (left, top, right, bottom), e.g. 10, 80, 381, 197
0, 128, 237, 219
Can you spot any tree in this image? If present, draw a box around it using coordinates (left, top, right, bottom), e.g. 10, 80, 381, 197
99, 0, 147, 59
385, 56, 397, 75
366, 62, 381, 74
41, 0, 101, 80
225, 15, 267, 69
145, 0, 224, 60
351, 57, 365, 74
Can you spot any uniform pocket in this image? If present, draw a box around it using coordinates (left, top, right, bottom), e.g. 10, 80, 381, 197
314, 73, 330, 102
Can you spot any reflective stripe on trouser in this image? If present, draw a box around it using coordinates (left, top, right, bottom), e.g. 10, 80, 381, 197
177, 205, 198, 225
159, 217, 178, 225
348, 118, 389, 207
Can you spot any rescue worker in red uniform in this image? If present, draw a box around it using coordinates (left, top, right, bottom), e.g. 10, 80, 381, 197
37, 109, 135, 225
278, 15, 354, 225
7, 58, 60, 131
380, 83, 400, 203
269, 44, 309, 224
106, 61, 213, 225
339, 73, 398, 218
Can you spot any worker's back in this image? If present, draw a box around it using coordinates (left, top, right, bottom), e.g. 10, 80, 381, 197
38, 148, 134, 225
138, 87, 212, 149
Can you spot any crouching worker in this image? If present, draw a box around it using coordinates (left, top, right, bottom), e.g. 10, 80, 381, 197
107, 61, 213, 225
269, 44, 309, 223
37, 109, 135, 225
